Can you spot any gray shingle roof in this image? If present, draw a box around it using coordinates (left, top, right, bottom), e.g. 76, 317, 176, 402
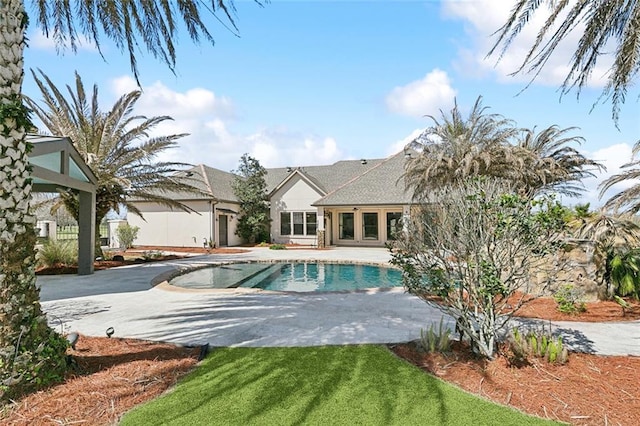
265, 159, 385, 195
313, 151, 411, 206
131, 164, 239, 203
130, 153, 409, 207
199, 164, 239, 202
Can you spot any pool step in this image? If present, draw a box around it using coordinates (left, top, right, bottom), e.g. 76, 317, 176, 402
237, 263, 286, 289
227, 263, 282, 288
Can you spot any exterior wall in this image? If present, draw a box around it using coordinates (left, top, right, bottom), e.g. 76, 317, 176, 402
214, 201, 243, 247
324, 206, 405, 247
127, 200, 244, 248
270, 175, 323, 245
127, 200, 213, 248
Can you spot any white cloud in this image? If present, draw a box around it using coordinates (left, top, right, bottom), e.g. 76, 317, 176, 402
29, 31, 98, 53
110, 76, 236, 120
110, 76, 139, 95
441, 0, 611, 88
578, 143, 636, 208
106, 78, 344, 171
386, 128, 425, 156
386, 69, 457, 118
247, 128, 343, 168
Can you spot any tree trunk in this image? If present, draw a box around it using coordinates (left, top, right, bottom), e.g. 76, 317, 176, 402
0, 0, 67, 398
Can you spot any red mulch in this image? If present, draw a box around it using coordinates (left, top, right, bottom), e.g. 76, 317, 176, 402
514, 294, 640, 322
35, 246, 249, 275
391, 341, 640, 425
19, 250, 640, 424
1, 337, 200, 425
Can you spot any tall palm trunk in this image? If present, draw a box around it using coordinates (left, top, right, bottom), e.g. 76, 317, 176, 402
0, 0, 66, 398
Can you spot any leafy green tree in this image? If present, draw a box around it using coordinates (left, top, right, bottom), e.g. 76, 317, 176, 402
391, 178, 566, 358
25, 69, 205, 254
0, 0, 255, 398
232, 154, 270, 244
490, 0, 639, 123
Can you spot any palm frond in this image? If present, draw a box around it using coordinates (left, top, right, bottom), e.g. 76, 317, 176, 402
32, 1, 264, 84
28, 70, 204, 224
489, 0, 639, 124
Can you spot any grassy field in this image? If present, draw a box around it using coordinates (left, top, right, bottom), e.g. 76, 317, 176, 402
121, 345, 557, 426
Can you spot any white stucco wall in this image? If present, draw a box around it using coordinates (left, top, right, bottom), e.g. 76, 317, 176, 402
127, 200, 213, 247
270, 174, 323, 245
128, 200, 244, 247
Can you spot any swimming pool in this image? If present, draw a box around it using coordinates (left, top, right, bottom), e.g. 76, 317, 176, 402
168, 262, 403, 292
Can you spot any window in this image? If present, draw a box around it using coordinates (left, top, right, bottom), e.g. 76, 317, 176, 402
280, 212, 291, 235
280, 211, 318, 236
306, 212, 317, 235
362, 212, 378, 240
293, 212, 304, 235
386, 212, 402, 240
339, 212, 354, 240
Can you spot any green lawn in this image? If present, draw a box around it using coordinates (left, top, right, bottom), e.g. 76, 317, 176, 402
121, 345, 557, 426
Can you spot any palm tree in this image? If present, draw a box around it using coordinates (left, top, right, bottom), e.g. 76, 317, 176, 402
489, 0, 640, 124
0, 0, 250, 397
25, 69, 206, 253
568, 209, 640, 299
403, 96, 521, 200
516, 125, 604, 198
403, 97, 604, 202
600, 142, 640, 214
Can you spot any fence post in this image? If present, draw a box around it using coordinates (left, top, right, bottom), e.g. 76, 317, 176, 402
108, 219, 128, 249
36, 220, 57, 240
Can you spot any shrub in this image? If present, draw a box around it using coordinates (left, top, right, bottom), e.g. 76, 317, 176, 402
37, 239, 78, 267
554, 285, 587, 314
418, 317, 452, 353
507, 327, 569, 366
142, 250, 163, 260
1, 327, 69, 401
116, 223, 140, 250
607, 249, 640, 299
269, 244, 287, 250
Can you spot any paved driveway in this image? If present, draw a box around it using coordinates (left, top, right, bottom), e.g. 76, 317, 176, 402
39, 247, 640, 355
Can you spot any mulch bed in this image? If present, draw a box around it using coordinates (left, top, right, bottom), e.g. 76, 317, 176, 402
1, 337, 200, 425
391, 341, 640, 425
515, 295, 640, 322
35, 246, 250, 275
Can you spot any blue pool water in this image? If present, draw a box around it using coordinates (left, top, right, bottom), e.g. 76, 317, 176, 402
169, 262, 403, 292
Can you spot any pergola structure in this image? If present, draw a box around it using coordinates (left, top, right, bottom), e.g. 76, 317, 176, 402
28, 134, 97, 275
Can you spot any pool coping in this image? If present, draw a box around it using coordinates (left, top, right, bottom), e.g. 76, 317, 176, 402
152, 259, 404, 295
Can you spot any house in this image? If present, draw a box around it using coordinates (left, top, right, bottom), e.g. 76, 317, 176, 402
127, 165, 243, 248
127, 150, 412, 248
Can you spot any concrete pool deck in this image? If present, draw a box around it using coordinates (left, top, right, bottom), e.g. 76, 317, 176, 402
38, 247, 640, 356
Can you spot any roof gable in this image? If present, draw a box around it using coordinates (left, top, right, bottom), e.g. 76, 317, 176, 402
265, 158, 384, 194
268, 168, 326, 198
313, 151, 411, 206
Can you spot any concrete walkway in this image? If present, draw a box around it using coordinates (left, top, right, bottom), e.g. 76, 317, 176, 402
38, 247, 640, 356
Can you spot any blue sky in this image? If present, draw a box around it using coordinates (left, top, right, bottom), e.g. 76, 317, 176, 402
23, 0, 639, 207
